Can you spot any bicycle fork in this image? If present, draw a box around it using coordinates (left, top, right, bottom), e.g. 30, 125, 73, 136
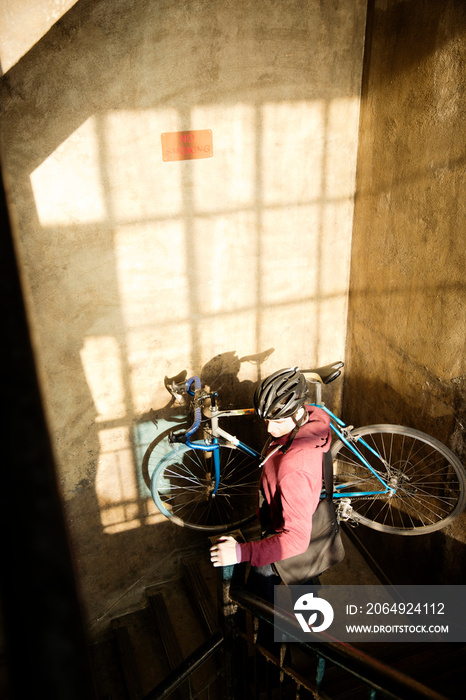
208, 402, 260, 497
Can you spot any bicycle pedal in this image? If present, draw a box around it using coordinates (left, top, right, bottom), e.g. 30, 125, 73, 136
337, 498, 353, 521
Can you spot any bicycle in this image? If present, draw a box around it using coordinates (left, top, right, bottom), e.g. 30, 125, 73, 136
149, 361, 466, 535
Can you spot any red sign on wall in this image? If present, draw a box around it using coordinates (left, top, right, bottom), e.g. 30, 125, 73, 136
161, 130, 213, 162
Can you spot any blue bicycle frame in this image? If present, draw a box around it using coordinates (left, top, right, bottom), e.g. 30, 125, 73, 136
183, 378, 261, 496
182, 376, 391, 500
316, 404, 393, 499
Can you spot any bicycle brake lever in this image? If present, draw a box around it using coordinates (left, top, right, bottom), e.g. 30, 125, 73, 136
169, 431, 187, 444
167, 381, 187, 404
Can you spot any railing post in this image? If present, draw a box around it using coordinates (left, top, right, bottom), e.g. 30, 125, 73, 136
316, 655, 326, 690
216, 562, 247, 700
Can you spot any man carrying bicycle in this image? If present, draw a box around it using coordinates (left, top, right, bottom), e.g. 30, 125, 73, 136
210, 367, 333, 600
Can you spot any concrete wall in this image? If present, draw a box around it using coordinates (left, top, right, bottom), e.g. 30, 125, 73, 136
0, 0, 367, 631
345, 0, 466, 584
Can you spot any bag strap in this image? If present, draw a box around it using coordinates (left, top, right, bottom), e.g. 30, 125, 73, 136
322, 450, 334, 502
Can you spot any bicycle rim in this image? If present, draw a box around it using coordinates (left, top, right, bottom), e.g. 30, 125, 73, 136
150, 443, 261, 532
331, 424, 466, 535
143, 423, 190, 490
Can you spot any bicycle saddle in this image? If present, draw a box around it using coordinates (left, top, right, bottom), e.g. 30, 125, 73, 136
239, 347, 275, 365
301, 361, 344, 384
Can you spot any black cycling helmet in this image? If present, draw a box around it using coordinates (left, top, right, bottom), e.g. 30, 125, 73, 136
254, 367, 308, 420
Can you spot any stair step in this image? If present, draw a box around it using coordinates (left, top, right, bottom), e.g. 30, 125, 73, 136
147, 582, 223, 699
110, 608, 173, 698
147, 591, 185, 670
112, 625, 144, 700
147, 591, 190, 699
90, 637, 128, 700
182, 558, 218, 635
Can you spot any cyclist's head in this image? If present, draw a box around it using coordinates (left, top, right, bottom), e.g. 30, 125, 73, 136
254, 367, 308, 420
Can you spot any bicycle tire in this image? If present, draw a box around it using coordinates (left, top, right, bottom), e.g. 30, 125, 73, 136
142, 422, 190, 490
150, 442, 261, 532
331, 424, 466, 535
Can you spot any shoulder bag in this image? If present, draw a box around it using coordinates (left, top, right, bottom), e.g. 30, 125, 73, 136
273, 450, 345, 585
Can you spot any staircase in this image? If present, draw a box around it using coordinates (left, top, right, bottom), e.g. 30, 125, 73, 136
88, 532, 466, 700
89, 555, 222, 700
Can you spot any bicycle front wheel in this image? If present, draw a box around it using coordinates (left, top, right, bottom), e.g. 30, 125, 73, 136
331, 424, 466, 535
150, 443, 261, 532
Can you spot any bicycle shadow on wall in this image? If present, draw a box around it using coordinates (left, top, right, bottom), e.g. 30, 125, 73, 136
138, 348, 274, 492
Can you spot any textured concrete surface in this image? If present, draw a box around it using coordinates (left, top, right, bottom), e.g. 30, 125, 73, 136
0, 0, 366, 634
0, 0, 77, 73
344, 0, 466, 584
2, 0, 463, 636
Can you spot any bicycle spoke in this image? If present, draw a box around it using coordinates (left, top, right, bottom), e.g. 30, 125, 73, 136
222, 451, 257, 482
332, 425, 466, 535
162, 468, 205, 486
151, 443, 260, 531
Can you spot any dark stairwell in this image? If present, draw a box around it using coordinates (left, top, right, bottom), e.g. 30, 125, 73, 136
1, 168, 465, 700
86, 523, 466, 700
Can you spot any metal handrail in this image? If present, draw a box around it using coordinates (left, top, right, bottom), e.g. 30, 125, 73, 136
142, 629, 223, 700
229, 586, 450, 700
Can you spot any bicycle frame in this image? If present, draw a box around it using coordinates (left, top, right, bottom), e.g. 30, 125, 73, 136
153, 364, 466, 535
316, 404, 393, 499
185, 406, 262, 495
179, 376, 393, 500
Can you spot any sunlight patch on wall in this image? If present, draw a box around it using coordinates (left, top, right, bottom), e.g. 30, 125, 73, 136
105, 108, 182, 221
133, 420, 167, 488
144, 508, 169, 527
260, 205, 321, 304
80, 336, 126, 423
114, 219, 191, 413
114, 220, 189, 327
191, 103, 256, 213
30, 116, 105, 226
321, 200, 353, 300
193, 211, 257, 315
259, 301, 321, 368
197, 310, 258, 370
317, 293, 350, 366
0, 0, 78, 73
96, 426, 141, 534
261, 101, 325, 205
325, 98, 360, 198
126, 323, 192, 415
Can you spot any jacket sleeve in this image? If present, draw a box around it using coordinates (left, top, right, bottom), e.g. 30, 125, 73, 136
238, 469, 321, 567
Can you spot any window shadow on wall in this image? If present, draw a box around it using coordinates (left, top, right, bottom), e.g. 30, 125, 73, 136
3, 0, 465, 626
1, 0, 366, 627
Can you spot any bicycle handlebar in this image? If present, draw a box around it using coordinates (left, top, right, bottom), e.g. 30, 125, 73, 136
168, 375, 203, 444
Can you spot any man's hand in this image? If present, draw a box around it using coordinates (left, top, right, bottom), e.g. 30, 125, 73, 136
210, 536, 238, 567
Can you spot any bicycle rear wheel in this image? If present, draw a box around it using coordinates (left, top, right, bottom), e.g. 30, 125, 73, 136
331, 424, 466, 535
150, 442, 261, 532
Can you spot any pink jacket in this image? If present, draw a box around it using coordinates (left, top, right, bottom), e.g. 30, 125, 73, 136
238, 405, 331, 568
